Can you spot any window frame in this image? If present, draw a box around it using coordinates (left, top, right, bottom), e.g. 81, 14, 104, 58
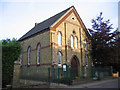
58, 51, 62, 67
27, 46, 31, 66
58, 31, 62, 46
37, 43, 41, 65
75, 36, 78, 49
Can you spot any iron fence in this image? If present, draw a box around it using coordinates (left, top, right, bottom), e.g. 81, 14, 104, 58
17, 66, 112, 88
48, 66, 112, 87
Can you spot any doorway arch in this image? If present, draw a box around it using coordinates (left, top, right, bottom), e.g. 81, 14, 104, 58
71, 55, 80, 76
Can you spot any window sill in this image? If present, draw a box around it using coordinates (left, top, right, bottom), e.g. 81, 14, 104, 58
58, 45, 62, 47
27, 64, 30, 67
71, 47, 74, 50
58, 64, 62, 68
37, 64, 40, 66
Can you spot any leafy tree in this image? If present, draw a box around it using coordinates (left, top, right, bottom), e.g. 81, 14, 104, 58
88, 12, 118, 67
110, 29, 120, 72
2, 38, 21, 88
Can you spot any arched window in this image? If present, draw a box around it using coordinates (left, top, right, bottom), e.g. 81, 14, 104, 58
75, 36, 78, 49
58, 32, 62, 46
28, 46, 31, 65
37, 44, 40, 65
58, 52, 62, 67
71, 35, 74, 49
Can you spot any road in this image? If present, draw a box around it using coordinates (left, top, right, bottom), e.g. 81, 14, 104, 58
68, 78, 119, 88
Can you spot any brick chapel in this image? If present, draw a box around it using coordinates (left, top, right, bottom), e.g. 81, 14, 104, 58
13, 6, 92, 85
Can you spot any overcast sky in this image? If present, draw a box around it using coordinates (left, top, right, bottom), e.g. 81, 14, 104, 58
0, 0, 119, 40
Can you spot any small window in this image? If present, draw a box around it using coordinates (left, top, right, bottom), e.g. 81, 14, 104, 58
58, 32, 62, 46
75, 36, 78, 49
71, 35, 74, 49
28, 46, 31, 66
71, 16, 75, 20
73, 30, 76, 34
58, 52, 62, 67
37, 44, 40, 65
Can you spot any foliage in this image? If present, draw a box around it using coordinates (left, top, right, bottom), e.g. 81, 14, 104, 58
88, 12, 119, 67
111, 29, 120, 72
2, 38, 21, 88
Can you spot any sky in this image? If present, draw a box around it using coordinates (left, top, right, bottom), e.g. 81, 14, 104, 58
0, 0, 119, 40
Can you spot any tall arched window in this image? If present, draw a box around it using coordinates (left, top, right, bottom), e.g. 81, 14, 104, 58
58, 32, 62, 46
75, 36, 78, 49
37, 44, 40, 65
28, 46, 31, 65
58, 52, 62, 67
71, 35, 74, 49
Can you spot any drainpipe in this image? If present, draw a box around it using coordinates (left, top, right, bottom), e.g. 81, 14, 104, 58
64, 22, 67, 63
79, 28, 83, 66
50, 32, 53, 64
79, 28, 84, 77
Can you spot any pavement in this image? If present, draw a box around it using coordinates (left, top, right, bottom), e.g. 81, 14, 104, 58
66, 78, 119, 88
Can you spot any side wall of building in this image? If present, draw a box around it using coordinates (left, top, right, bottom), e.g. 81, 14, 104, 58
20, 30, 51, 66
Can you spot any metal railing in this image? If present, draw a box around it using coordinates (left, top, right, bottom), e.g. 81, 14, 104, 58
17, 66, 112, 88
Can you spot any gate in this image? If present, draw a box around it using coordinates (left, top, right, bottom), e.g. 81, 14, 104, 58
48, 67, 73, 88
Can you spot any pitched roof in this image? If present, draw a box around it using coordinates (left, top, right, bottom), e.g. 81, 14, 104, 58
19, 6, 73, 41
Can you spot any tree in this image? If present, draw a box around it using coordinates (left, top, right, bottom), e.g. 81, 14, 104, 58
88, 12, 118, 67
110, 29, 120, 72
2, 38, 21, 88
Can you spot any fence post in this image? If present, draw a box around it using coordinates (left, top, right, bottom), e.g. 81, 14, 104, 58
91, 67, 94, 78
48, 68, 50, 88
97, 67, 100, 80
70, 68, 72, 85
58, 68, 60, 85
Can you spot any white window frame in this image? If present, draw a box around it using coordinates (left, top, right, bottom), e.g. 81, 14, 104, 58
37, 44, 40, 65
58, 52, 62, 67
71, 35, 74, 49
58, 32, 62, 46
28, 47, 31, 65
75, 36, 78, 49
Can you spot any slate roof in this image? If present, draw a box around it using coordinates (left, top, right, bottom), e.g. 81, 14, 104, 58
19, 6, 73, 41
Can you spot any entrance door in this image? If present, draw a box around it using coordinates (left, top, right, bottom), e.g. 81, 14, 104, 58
71, 55, 79, 77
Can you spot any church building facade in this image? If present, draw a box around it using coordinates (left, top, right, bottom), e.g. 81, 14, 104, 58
13, 6, 92, 85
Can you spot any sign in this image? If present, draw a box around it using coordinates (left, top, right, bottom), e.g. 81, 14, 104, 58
63, 64, 67, 71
